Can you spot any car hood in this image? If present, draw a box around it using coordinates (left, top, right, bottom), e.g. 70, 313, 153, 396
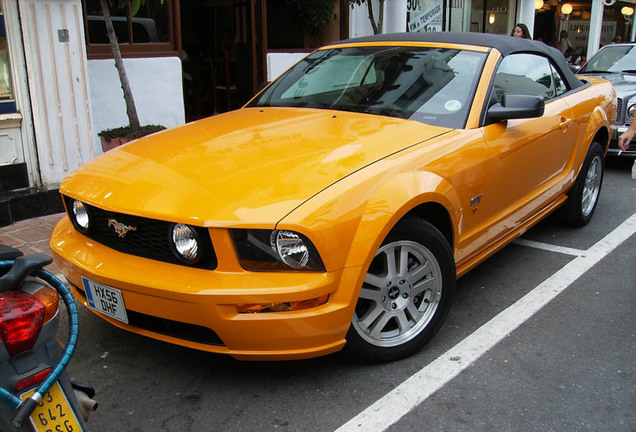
579, 72, 636, 99
62, 108, 449, 225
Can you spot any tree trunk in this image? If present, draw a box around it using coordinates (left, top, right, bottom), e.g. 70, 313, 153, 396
365, 0, 385, 35
99, 0, 141, 130
366, 1, 379, 34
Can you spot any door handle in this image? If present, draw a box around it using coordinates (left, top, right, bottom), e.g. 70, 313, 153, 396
559, 117, 573, 131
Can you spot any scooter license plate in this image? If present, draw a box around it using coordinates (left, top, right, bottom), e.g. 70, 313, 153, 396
20, 381, 83, 432
82, 277, 129, 324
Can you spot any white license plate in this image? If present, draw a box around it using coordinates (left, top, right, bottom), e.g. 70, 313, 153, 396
82, 277, 129, 324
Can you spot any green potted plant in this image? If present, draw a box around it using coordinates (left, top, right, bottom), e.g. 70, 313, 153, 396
288, 0, 336, 47
97, 0, 166, 151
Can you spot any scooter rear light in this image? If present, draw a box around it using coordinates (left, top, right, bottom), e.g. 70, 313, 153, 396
31, 286, 59, 324
15, 368, 52, 392
0, 291, 46, 357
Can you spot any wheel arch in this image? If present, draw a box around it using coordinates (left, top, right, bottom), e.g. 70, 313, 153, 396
344, 170, 460, 273
402, 202, 454, 249
584, 105, 612, 154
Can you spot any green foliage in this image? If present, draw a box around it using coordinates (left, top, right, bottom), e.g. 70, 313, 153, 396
288, 0, 335, 35
98, 124, 166, 140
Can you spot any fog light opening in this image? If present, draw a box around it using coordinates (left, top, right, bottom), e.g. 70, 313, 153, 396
236, 294, 329, 314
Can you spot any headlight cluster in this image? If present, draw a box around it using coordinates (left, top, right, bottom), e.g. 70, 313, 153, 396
628, 104, 636, 120
71, 200, 90, 233
170, 223, 201, 263
231, 229, 325, 272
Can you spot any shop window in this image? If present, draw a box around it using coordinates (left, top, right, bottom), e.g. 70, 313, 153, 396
0, 6, 16, 114
267, 3, 306, 49
266, 1, 345, 50
83, 0, 180, 59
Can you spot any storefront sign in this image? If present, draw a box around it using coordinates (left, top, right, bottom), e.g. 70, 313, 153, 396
408, 0, 443, 32
407, 0, 423, 12
568, 21, 617, 53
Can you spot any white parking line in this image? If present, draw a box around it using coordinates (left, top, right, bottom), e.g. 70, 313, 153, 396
335, 213, 636, 432
513, 238, 586, 256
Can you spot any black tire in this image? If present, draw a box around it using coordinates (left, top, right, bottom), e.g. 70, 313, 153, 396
343, 218, 456, 363
559, 142, 604, 227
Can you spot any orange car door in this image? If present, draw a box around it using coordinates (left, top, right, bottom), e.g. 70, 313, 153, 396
480, 54, 579, 243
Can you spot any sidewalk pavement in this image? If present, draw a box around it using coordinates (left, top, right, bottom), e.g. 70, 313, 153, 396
0, 212, 65, 274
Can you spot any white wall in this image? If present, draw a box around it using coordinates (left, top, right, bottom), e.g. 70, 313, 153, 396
267, 53, 308, 82
87, 57, 185, 148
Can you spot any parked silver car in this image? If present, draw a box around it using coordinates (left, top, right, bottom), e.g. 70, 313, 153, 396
578, 43, 636, 157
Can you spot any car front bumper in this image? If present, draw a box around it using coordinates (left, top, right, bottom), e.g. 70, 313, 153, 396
50, 217, 359, 360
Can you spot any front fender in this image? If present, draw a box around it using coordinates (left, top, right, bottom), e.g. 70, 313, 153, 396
277, 165, 460, 293
342, 170, 459, 271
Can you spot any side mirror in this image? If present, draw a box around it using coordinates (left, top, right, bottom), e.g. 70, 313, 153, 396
487, 94, 545, 122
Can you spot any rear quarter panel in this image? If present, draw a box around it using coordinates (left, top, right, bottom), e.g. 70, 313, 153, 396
567, 77, 616, 167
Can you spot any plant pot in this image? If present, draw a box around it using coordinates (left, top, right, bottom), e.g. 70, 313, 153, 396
98, 125, 167, 152
100, 136, 133, 152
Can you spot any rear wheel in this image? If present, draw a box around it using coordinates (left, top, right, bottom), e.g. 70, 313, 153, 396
559, 142, 604, 227
343, 218, 455, 363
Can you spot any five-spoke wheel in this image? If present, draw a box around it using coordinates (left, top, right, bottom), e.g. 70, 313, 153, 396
344, 218, 455, 363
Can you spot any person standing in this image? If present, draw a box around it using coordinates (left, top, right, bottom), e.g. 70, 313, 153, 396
618, 123, 636, 179
560, 30, 574, 56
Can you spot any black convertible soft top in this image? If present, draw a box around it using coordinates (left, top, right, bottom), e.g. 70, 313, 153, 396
329, 32, 584, 90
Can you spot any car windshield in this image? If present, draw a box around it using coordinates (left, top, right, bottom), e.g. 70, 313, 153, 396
579, 45, 636, 74
248, 46, 487, 129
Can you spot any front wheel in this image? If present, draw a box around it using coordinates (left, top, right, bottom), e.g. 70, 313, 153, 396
343, 218, 455, 363
559, 142, 604, 227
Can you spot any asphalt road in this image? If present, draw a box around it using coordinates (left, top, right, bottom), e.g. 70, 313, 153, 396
62, 158, 635, 432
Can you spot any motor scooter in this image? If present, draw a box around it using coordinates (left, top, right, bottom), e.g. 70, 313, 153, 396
0, 245, 97, 431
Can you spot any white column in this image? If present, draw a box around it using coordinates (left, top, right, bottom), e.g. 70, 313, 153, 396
383, 0, 408, 33
587, 0, 604, 58
517, 0, 536, 38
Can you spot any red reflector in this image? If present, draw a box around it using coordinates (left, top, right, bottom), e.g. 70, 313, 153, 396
16, 368, 52, 392
0, 291, 45, 357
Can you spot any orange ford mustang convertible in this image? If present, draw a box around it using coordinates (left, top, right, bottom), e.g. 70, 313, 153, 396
51, 33, 615, 362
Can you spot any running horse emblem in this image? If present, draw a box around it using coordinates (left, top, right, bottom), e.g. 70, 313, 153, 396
108, 219, 137, 238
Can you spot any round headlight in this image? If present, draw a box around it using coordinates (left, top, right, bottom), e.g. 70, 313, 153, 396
270, 230, 310, 269
171, 224, 200, 262
72, 200, 90, 232
628, 104, 636, 120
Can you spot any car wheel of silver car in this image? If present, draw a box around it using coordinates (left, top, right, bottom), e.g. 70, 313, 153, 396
560, 142, 604, 227
344, 218, 455, 363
